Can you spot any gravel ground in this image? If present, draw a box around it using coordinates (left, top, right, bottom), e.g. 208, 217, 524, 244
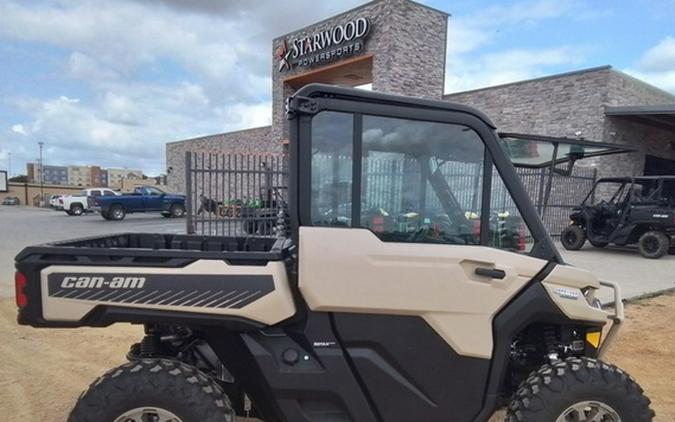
1, 293, 673, 421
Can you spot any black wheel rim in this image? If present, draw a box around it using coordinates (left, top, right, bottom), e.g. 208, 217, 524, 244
564, 231, 577, 245
643, 236, 659, 254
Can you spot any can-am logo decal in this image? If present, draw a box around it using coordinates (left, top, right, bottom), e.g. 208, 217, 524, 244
276, 17, 371, 72
61, 276, 146, 289
553, 287, 580, 300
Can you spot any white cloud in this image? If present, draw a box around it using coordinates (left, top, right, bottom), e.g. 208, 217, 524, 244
624, 36, 675, 94
445, 0, 592, 93
11, 124, 28, 136
0, 0, 365, 175
638, 36, 675, 72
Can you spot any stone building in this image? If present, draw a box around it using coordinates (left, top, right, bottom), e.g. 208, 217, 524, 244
166, 0, 675, 194
445, 66, 675, 178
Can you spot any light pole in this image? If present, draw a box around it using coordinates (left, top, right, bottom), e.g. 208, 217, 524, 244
38, 142, 44, 204
7, 152, 11, 177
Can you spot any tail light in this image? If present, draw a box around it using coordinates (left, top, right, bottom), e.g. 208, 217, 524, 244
15, 272, 27, 309
371, 215, 385, 233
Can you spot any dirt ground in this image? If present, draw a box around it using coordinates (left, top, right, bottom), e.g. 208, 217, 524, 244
1, 293, 674, 422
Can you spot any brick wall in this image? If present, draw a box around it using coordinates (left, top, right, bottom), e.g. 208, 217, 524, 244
166, 126, 274, 193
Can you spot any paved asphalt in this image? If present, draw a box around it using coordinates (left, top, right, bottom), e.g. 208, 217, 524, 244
1, 206, 673, 302
0, 206, 184, 296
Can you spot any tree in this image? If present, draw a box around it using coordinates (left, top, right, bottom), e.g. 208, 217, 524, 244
9, 175, 28, 183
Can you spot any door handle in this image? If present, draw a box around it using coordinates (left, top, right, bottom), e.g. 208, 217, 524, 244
474, 267, 506, 279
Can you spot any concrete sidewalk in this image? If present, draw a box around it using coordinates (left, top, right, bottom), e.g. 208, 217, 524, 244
558, 242, 675, 302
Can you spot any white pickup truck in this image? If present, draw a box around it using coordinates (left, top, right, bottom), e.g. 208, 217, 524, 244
59, 188, 120, 216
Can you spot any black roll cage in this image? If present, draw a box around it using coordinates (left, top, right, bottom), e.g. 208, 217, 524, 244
286, 84, 561, 262
581, 176, 674, 207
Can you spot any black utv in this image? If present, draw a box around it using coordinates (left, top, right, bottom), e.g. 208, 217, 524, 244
561, 176, 675, 258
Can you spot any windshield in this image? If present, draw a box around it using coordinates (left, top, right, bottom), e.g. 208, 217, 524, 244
499, 134, 634, 168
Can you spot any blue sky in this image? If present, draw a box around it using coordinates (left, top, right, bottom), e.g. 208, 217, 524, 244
1, 0, 674, 177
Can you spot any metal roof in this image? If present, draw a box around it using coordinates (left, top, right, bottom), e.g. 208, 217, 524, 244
605, 105, 675, 131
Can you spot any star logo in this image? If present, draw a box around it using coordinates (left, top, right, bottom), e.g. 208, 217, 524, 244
276, 40, 292, 72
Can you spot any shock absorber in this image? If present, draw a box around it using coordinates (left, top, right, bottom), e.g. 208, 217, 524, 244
138, 326, 162, 357
543, 325, 560, 361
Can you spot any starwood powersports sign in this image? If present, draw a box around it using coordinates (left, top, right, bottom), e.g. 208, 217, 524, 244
277, 17, 371, 72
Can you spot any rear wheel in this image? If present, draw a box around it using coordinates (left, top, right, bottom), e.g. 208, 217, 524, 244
637, 231, 669, 259
70, 203, 84, 216
110, 204, 126, 221
68, 359, 234, 422
561, 225, 586, 250
506, 357, 654, 422
101, 211, 111, 220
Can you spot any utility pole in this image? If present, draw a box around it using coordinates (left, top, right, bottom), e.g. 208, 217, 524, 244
6, 152, 10, 177
38, 142, 44, 205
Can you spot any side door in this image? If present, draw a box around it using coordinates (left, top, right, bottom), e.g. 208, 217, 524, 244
297, 108, 553, 422
140, 187, 162, 211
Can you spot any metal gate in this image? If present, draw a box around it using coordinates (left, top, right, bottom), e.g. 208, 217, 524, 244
185, 151, 287, 237
516, 166, 597, 237
185, 152, 596, 238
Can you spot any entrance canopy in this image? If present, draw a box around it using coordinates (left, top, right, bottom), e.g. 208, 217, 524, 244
605, 105, 675, 131
499, 133, 636, 169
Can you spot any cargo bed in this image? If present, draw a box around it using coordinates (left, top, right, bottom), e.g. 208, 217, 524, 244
14, 233, 291, 328
16, 233, 286, 265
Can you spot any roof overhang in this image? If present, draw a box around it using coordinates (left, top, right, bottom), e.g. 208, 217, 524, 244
605, 105, 675, 131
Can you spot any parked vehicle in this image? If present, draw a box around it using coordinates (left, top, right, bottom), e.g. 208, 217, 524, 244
561, 176, 675, 258
14, 85, 653, 422
93, 185, 185, 221
60, 188, 119, 216
2, 196, 20, 205
48, 194, 63, 209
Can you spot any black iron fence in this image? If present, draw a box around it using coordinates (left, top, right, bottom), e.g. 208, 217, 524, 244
185, 152, 596, 238
185, 151, 287, 237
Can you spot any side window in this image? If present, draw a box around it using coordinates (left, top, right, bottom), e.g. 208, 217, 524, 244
90, 190, 101, 197
310, 111, 354, 226
360, 115, 484, 245
104, 190, 116, 196
489, 167, 534, 253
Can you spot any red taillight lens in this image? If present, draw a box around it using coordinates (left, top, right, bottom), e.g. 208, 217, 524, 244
15, 272, 27, 309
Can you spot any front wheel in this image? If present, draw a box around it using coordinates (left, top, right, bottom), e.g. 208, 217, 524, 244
506, 357, 654, 422
561, 225, 586, 250
68, 359, 234, 422
170, 203, 186, 218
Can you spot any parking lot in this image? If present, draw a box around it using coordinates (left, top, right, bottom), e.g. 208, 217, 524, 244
0, 206, 184, 296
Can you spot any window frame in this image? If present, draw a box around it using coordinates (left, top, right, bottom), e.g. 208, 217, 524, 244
293, 94, 557, 260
